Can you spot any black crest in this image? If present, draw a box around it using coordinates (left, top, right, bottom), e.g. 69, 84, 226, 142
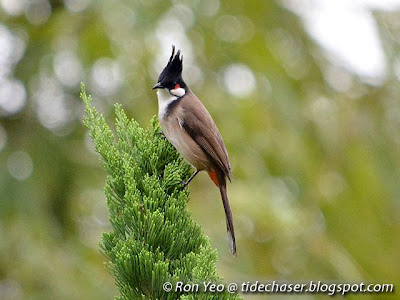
157, 45, 183, 85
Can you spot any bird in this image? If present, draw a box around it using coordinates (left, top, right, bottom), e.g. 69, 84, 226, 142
152, 46, 236, 256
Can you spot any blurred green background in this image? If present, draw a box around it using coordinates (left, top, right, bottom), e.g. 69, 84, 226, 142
0, 0, 399, 299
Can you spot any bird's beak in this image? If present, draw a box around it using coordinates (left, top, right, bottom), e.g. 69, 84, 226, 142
152, 82, 163, 90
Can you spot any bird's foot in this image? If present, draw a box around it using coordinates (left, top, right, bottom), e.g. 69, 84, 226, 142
157, 131, 166, 140
181, 170, 199, 187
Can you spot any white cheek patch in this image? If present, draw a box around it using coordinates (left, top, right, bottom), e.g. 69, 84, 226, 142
170, 87, 186, 97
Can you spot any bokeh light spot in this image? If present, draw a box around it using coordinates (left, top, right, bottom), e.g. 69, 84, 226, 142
166, 4, 194, 29
215, 15, 255, 44
215, 15, 242, 43
0, 0, 26, 16
222, 63, 256, 98
53, 50, 84, 88
33, 75, 74, 132
25, 0, 51, 26
198, 0, 220, 16
0, 25, 27, 83
282, 0, 388, 84
90, 58, 123, 96
0, 79, 27, 116
7, 150, 34, 181
64, 0, 90, 13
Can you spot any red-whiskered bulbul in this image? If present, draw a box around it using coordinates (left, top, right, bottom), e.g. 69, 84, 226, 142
152, 46, 236, 255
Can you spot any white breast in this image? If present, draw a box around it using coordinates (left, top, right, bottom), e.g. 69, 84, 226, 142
157, 88, 178, 119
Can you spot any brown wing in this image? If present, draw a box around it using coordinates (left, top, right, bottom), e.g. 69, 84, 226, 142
180, 91, 232, 180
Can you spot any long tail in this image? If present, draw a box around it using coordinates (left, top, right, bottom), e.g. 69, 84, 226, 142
208, 170, 237, 256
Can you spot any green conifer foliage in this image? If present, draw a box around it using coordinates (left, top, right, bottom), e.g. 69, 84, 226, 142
81, 84, 240, 300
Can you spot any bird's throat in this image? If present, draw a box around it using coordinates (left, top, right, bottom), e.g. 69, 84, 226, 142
157, 88, 180, 119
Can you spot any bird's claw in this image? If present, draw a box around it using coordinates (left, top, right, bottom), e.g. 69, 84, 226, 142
157, 131, 166, 140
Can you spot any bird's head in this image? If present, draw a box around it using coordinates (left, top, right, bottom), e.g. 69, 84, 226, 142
152, 45, 187, 97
